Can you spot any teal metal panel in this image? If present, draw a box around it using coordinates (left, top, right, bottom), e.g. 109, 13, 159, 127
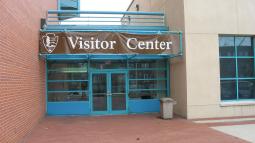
58, 0, 80, 10
234, 37, 239, 100
48, 10, 164, 16
128, 99, 160, 113
44, 25, 169, 33
45, 59, 48, 112
129, 89, 167, 91
179, 32, 183, 55
166, 59, 170, 97
253, 37, 255, 80
47, 101, 90, 115
48, 90, 87, 93
44, 54, 173, 60
221, 77, 255, 80
48, 80, 88, 82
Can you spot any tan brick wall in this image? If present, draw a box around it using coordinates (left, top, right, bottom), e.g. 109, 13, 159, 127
0, 0, 56, 142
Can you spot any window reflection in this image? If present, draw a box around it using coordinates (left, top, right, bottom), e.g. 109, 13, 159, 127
238, 80, 255, 99
219, 37, 235, 56
221, 80, 237, 100
220, 58, 236, 78
236, 37, 253, 56
238, 59, 254, 78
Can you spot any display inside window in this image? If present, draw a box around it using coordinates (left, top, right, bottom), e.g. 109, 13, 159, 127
128, 60, 167, 99
48, 92, 87, 102
90, 60, 127, 69
47, 60, 88, 102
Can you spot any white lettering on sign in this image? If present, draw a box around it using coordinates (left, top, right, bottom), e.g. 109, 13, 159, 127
66, 36, 172, 50
126, 38, 172, 50
67, 36, 116, 50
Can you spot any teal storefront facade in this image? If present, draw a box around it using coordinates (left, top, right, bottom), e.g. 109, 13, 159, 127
40, 9, 183, 116
46, 56, 170, 115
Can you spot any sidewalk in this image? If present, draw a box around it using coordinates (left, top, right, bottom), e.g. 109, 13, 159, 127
22, 114, 247, 143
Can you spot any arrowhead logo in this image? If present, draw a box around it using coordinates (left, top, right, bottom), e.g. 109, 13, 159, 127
42, 33, 59, 53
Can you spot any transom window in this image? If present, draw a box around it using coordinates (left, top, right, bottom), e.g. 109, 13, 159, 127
219, 36, 255, 101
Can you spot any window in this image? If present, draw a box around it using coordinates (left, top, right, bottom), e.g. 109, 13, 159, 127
128, 60, 167, 99
59, 0, 79, 10
219, 36, 255, 101
58, 0, 80, 20
47, 60, 88, 102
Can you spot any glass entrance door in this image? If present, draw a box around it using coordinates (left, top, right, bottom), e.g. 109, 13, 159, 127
91, 72, 127, 114
92, 73, 108, 112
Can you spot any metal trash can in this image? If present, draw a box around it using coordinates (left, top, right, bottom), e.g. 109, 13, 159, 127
160, 98, 176, 119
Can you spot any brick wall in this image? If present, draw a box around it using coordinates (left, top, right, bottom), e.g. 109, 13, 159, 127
0, 0, 56, 142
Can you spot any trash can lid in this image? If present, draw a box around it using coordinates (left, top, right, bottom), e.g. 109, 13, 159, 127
160, 98, 175, 103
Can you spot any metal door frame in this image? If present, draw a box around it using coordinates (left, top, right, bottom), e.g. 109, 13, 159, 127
89, 70, 128, 115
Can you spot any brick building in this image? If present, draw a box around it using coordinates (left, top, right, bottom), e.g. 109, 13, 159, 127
0, 0, 255, 143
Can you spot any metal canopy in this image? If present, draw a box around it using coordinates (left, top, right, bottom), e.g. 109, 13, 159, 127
42, 10, 169, 34
40, 54, 174, 60
40, 10, 183, 59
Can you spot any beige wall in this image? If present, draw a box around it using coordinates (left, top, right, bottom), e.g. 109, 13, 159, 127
128, 0, 188, 118
184, 0, 255, 119
128, 0, 255, 119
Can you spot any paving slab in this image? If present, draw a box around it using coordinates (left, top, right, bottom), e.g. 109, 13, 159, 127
22, 114, 247, 143
212, 124, 255, 143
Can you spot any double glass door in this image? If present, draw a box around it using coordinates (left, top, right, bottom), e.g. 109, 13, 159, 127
91, 72, 127, 114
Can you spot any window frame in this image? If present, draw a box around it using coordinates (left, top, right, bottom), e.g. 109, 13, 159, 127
57, 0, 80, 20
219, 35, 255, 101
58, 0, 80, 11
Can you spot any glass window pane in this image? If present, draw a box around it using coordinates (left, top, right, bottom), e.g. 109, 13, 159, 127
129, 91, 166, 99
129, 60, 166, 68
236, 37, 253, 56
90, 60, 126, 69
48, 72, 88, 80
111, 74, 126, 111
48, 92, 88, 102
221, 80, 237, 100
48, 61, 88, 80
92, 74, 107, 111
219, 37, 235, 56
238, 59, 254, 78
220, 58, 236, 78
48, 82, 88, 91
92, 74, 107, 94
129, 80, 166, 90
129, 70, 166, 79
48, 60, 87, 71
238, 80, 255, 99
